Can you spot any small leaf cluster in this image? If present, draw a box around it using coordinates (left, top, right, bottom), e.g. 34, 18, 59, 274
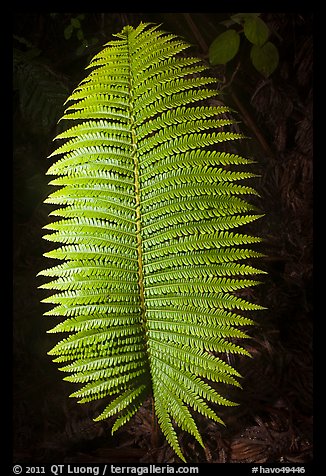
209, 13, 279, 77
64, 14, 98, 56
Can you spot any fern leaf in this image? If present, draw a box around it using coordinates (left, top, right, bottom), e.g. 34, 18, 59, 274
154, 388, 186, 462
39, 22, 265, 461
94, 384, 148, 421
14, 48, 69, 131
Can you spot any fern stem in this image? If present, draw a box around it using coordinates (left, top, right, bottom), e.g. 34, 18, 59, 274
150, 396, 160, 448
133, 136, 146, 326
126, 30, 147, 331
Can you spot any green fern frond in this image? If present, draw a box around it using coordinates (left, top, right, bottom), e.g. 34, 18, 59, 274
39, 22, 265, 461
14, 48, 69, 131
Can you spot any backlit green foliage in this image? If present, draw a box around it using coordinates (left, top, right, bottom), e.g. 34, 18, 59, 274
39, 22, 265, 461
209, 13, 279, 77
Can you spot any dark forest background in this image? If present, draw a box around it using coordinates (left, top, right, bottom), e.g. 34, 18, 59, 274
13, 12, 313, 464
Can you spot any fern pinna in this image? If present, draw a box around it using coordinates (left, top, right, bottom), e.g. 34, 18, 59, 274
39, 22, 265, 461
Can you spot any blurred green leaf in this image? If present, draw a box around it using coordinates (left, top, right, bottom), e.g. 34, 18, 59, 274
230, 13, 261, 24
64, 24, 73, 40
76, 41, 88, 56
13, 34, 34, 48
76, 44, 85, 56
250, 41, 279, 77
244, 16, 269, 46
71, 18, 81, 29
209, 29, 240, 65
77, 29, 84, 40
25, 47, 42, 60
220, 19, 236, 28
